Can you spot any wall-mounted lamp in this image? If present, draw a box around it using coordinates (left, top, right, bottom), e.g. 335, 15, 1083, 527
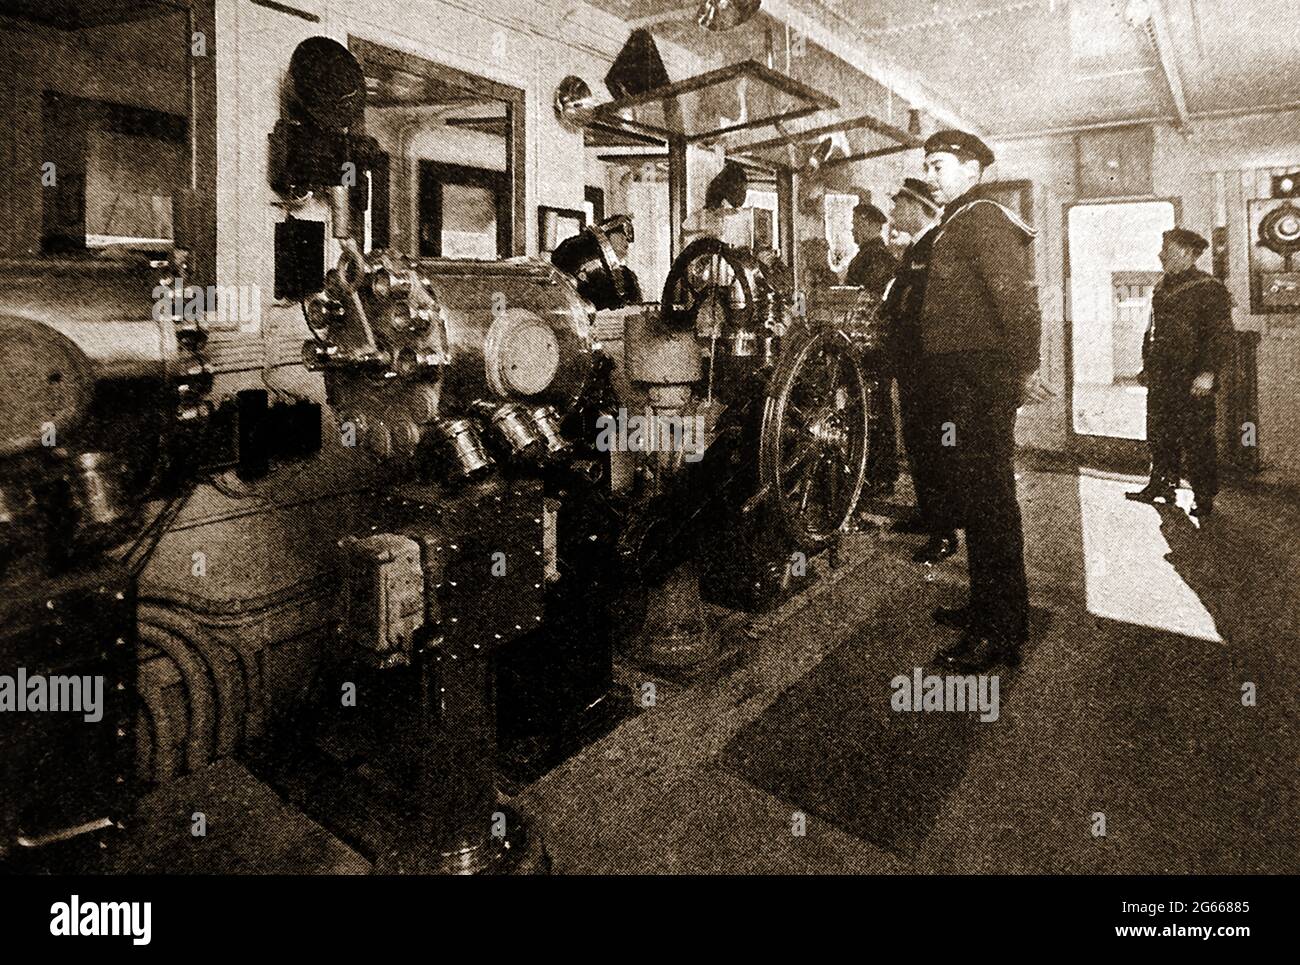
554, 75, 596, 131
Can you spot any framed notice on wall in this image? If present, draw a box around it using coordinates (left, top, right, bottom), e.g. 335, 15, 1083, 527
538, 206, 586, 257
978, 179, 1035, 226
1248, 196, 1300, 314
1075, 126, 1154, 199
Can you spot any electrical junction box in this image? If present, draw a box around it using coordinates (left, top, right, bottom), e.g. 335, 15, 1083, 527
339, 534, 425, 667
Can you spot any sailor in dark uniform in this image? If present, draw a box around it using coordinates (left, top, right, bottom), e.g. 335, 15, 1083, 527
879, 178, 955, 560
845, 201, 901, 494
550, 214, 641, 309
919, 130, 1047, 672
844, 201, 897, 292
1125, 228, 1233, 519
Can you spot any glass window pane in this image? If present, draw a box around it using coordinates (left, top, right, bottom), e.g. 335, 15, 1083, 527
441, 183, 497, 259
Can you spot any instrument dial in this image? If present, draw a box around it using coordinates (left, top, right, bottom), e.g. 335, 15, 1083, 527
489, 311, 561, 396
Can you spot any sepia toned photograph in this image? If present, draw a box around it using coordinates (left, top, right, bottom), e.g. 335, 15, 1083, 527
0, 0, 1293, 936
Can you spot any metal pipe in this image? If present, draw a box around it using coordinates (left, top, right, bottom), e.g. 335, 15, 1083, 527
139, 603, 249, 757
669, 135, 688, 262
1147, 0, 1189, 127
137, 621, 217, 775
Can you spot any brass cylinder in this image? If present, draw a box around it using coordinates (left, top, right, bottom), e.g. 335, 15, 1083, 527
438, 418, 493, 479
489, 402, 545, 460
67, 451, 128, 527
530, 405, 568, 454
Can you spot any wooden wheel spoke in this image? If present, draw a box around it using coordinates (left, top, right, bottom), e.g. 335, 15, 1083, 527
785, 449, 818, 495
797, 468, 816, 513
825, 457, 842, 526
782, 417, 824, 470
825, 350, 843, 393
783, 434, 818, 475
762, 334, 870, 548
794, 347, 845, 403
801, 398, 839, 434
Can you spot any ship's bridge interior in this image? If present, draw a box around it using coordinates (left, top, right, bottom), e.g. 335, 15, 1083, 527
0, 0, 1297, 879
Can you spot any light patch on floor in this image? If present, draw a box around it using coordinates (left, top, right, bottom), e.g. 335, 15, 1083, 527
1076, 473, 1221, 642
1072, 382, 1147, 440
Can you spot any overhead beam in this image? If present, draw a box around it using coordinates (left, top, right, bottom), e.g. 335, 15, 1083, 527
625, 4, 696, 31
597, 151, 669, 162
995, 98, 1300, 141
734, 110, 923, 153
1147, 0, 1189, 127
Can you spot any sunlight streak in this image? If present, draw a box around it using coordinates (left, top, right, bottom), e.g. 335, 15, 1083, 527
1077, 474, 1222, 643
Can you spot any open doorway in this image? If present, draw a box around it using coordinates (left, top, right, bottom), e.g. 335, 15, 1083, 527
1067, 200, 1176, 445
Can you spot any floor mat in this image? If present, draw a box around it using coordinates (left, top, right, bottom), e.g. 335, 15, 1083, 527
719, 608, 1050, 860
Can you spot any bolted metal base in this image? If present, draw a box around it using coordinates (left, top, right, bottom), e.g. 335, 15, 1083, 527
373, 805, 549, 875
627, 561, 715, 670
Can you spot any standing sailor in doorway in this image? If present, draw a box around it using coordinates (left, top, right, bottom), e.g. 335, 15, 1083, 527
919, 130, 1048, 673
1126, 228, 1233, 519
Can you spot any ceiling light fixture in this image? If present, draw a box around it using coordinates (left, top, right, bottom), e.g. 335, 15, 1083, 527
1124, 0, 1153, 28
697, 0, 762, 32
805, 131, 850, 172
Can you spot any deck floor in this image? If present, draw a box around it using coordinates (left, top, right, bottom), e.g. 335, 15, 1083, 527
514, 466, 1300, 874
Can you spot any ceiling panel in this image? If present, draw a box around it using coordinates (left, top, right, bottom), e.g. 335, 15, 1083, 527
832, 0, 1300, 131
583, 0, 1300, 135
